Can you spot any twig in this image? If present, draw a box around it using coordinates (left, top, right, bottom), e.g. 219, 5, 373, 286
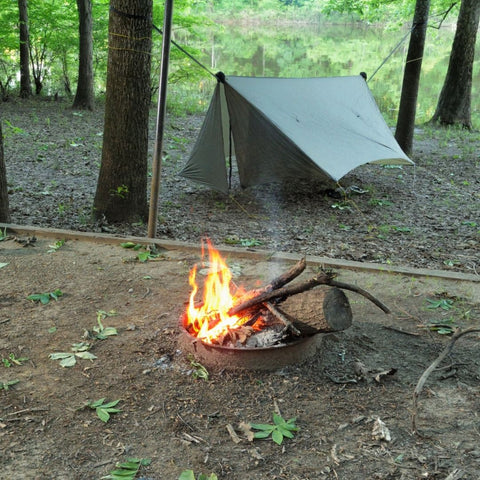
382, 325, 420, 336
325, 373, 357, 385
145, 406, 164, 419
242, 257, 306, 300
329, 280, 390, 314
5, 407, 49, 416
226, 424, 241, 444
435, 362, 468, 371
412, 327, 480, 434
263, 302, 301, 336
228, 194, 269, 221
92, 460, 113, 469
444, 468, 464, 480
429, 2, 458, 30
176, 413, 196, 432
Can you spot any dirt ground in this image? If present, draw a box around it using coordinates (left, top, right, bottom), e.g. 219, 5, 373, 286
1, 233, 479, 480
2, 98, 479, 275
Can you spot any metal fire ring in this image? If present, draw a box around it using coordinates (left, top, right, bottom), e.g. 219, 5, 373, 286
178, 327, 323, 371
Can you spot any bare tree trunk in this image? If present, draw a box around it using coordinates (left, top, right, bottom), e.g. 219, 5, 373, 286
30, 43, 45, 95
430, 0, 480, 129
61, 49, 73, 96
394, 0, 430, 155
0, 122, 11, 223
72, 0, 94, 110
18, 0, 32, 98
93, 0, 152, 223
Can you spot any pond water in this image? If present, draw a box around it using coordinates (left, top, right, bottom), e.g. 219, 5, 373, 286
177, 22, 480, 126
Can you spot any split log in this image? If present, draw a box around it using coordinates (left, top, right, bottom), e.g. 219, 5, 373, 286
280, 287, 353, 335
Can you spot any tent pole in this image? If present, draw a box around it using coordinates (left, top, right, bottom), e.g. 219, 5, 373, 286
147, 0, 174, 238
228, 124, 233, 189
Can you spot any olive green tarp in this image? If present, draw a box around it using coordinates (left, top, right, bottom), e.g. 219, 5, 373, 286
179, 75, 413, 193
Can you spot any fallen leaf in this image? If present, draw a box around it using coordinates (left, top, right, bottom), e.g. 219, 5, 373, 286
372, 417, 391, 442
374, 368, 397, 383
238, 421, 255, 441
353, 360, 369, 379
249, 447, 264, 460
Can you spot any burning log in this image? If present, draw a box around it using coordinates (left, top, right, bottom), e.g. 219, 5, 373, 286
246, 257, 307, 298
229, 270, 390, 317
183, 240, 389, 349
226, 267, 389, 337
235, 287, 353, 337
228, 270, 336, 316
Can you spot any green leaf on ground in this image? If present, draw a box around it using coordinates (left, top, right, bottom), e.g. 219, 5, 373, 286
102, 457, 150, 479
189, 356, 209, 381
250, 412, 298, 445
49, 343, 96, 367
120, 242, 143, 250
2, 353, 29, 367
426, 298, 454, 310
0, 379, 20, 390
47, 239, 66, 253
91, 311, 118, 340
88, 398, 122, 423
27, 289, 63, 304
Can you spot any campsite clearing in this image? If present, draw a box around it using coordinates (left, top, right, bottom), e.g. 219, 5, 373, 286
1, 232, 479, 479
3, 99, 479, 277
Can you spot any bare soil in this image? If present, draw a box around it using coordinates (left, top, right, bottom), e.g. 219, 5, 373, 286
0, 234, 479, 480
0, 98, 479, 480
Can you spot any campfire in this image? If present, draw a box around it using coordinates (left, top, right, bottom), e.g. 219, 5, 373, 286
180, 239, 390, 366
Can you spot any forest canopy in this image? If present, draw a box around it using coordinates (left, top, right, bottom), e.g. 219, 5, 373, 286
0, 0, 462, 103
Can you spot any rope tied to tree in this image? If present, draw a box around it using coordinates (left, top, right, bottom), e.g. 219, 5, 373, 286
110, 5, 151, 22
152, 23, 216, 79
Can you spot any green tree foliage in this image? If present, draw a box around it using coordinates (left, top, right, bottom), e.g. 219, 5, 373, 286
322, 0, 456, 22
0, 0, 107, 97
0, 0, 205, 100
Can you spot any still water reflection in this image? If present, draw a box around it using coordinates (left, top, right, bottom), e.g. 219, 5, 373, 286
178, 22, 479, 126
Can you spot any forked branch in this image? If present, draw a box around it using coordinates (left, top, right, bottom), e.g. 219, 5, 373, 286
412, 327, 480, 435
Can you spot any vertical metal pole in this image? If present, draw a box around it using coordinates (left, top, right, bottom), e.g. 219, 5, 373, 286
147, 0, 174, 238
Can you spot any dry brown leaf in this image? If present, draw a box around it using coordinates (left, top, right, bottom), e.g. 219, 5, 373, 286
374, 368, 397, 383
372, 418, 391, 442
238, 421, 255, 441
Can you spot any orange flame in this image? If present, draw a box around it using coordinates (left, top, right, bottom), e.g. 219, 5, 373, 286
185, 239, 249, 344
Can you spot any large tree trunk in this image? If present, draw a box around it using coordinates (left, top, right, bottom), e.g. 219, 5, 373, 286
430, 0, 480, 129
72, 0, 94, 110
93, 0, 152, 223
0, 122, 11, 223
18, 0, 32, 98
394, 0, 430, 155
